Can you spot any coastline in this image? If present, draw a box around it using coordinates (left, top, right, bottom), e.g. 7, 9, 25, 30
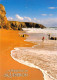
0, 29, 44, 80
11, 47, 56, 80
10, 28, 57, 80
0, 3, 57, 80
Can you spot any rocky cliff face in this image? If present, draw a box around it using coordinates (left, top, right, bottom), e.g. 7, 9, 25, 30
0, 4, 8, 28
25, 22, 45, 28
9, 21, 26, 30
0, 4, 46, 30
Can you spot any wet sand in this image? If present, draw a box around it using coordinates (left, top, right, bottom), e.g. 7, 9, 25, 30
0, 29, 44, 80
11, 47, 57, 80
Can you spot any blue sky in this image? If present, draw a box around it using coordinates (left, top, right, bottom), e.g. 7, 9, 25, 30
0, 0, 57, 27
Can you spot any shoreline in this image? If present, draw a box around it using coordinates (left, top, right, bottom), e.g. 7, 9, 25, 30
0, 29, 44, 80
10, 29, 57, 80
11, 47, 56, 80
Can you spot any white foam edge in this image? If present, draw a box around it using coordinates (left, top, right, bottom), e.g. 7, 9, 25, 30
11, 49, 56, 80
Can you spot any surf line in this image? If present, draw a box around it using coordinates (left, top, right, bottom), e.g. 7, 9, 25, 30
11, 48, 56, 80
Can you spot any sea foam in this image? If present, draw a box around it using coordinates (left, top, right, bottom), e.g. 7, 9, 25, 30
11, 28, 57, 80
11, 47, 57, 80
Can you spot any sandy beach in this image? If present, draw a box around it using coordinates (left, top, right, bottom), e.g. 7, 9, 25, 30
11, 28, 57, 80
0, 29, 44, 80
0, 2, 57, 80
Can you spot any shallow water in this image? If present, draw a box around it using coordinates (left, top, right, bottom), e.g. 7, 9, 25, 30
11, 28, 57, 80
11, 47, 57, 80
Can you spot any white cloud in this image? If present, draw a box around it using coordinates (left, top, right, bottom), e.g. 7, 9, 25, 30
16, 14, 24, 21
41, 14, 53, 16
41, 14, 47, 16
36, 18, 57, 27
24, 17, 31, 21
49, 14, 53, 16
25, 17, 57, 27
15, 14, 31, 22
33, 18, 37, 21
33, 18, 40, 23
48, 7, 57, 9
7, 17, 13, 21
7, 15, 57, 27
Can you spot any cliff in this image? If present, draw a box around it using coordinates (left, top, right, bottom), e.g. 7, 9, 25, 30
0, 4, 46, 30
25, 22, 45, 28
0, 4, 11, 29
9, 21, 46, 30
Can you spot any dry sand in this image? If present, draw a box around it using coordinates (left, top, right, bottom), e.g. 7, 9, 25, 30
0, 29, 44, 80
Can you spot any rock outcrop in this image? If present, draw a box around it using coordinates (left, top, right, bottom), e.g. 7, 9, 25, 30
0, 4, 7, 28
9, 21, 26, 30
25, 22, 45, 28
0, 4, 46, 30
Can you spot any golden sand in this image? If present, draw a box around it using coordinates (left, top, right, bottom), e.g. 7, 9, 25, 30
0, 29, 44, 80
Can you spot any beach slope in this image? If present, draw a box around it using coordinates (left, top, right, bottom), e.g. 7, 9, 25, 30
0, 29, 44, 80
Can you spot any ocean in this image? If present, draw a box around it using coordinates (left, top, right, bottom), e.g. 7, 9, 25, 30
11, 28, 57, 80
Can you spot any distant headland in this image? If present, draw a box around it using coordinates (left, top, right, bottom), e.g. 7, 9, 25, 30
0, 4, 46, 30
